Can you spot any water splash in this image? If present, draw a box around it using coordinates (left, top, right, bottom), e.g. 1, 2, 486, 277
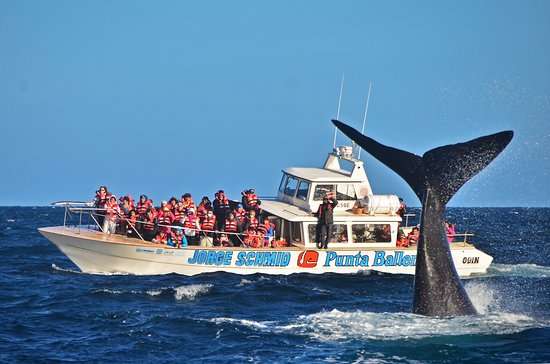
174, 284, 212, 300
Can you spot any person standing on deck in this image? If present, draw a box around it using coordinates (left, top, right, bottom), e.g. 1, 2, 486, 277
313, 193, 338, 249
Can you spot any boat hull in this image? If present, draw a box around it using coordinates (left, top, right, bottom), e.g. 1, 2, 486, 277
39, 226, 492, 277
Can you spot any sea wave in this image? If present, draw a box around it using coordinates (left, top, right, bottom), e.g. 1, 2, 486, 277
92, 284, 212, 301
487, 263, 550, 278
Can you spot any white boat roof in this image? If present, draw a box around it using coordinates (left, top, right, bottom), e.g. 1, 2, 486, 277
283, 167, 364, 183
262, 199, 402, 223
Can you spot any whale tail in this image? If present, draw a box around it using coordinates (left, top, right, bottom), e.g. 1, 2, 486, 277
332, 119, 513, 316
332, 119, 513, 203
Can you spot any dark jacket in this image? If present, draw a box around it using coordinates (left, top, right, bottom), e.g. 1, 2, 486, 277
314, 198, 338, 225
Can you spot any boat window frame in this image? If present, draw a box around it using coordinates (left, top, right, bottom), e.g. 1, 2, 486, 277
306, 222, 351, 245
295, 180, 310, 201
278, 174, 288, 193
283, 175, 299, 197
351, 222, 392, 243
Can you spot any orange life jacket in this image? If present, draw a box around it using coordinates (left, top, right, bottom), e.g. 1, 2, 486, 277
200, 215, 216, 231
136, 201, 150, 216
105, 200, 120, 221
142, 216, 156, 231
245, 216, 259, 230
183, 215, 197, 229
224, 219, 238, 233
246, 193, 259, 207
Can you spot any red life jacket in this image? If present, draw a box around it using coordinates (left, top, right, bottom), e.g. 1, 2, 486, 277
105, 200, 120, 221
136, 201, 150, 216
184, 215, 197, 229
155, 233, 168, 244
197, 204, 211, 220
96, 191, 110, 208
245, 217, 259, 230
173, 208, 184, 222
246, 193, 259, 207
200, 215, 216, 231
182, 199, 196, 211
158, 212, 173, 226
224, 219, 238, 233
142, 216, 156, 231
234, 208, 246, 222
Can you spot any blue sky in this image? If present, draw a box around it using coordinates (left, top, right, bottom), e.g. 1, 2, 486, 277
1, 0, 549, 206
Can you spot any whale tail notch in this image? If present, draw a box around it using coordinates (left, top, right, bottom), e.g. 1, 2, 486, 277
331, 119, 513, 205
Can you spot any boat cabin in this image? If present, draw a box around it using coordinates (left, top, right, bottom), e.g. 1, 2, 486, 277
262, 147, 402, 249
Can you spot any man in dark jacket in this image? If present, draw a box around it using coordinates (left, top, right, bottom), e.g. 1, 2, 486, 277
314, 194, 338, 249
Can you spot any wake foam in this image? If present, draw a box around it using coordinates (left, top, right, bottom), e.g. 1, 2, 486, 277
93, 284, 212, 301
209, 281, 548, 342
488, 263, 550, 278
51, 263, 129, 276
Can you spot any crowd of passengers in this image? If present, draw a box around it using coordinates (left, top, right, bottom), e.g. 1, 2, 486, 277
93, 186, 284, 248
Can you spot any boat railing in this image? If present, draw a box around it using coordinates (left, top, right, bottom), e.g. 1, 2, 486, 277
403, 213, 416, 227
56, 203, 276, 248
451, 232, 475, 247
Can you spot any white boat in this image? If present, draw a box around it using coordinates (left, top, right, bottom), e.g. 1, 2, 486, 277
39, 146, 492, 276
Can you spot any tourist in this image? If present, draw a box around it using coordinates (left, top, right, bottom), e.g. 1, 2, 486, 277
407, 226, 420, 245
243, 209, 259, 231
223, 212, 240, 247
103, 195, 120, 234
182, 209, 200, 245
446, 221, 456, 243
141, 208, 158, 241
213, 190, 231, 231
242, 188, 261, 214
314, 193, 338, 249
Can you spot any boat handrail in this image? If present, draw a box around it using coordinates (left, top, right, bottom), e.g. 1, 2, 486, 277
62, 205, 276, 248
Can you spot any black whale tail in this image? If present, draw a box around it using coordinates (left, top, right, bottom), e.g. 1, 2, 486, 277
332, 119, 513, 316
331, 119, 513, 203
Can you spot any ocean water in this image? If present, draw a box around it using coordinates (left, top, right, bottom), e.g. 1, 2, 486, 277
1, 207, 549, 363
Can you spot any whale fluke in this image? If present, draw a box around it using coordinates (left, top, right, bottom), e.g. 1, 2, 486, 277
332, 119, 513, 316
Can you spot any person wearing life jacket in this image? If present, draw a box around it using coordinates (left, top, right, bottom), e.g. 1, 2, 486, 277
168, 196, 179, 210
200, 210, 217, 238
256, 217, 275, 248
313, 193, 338, 249
172, 201, 186, 226
141, 208, 158, 242
243, 209, 259, 232
445, 221, 456, 244
397, 197, 407, 220
242, 188, 261, 214
233, 206, 246, 227
218, 233, 231, 247
243, 227, 261, 248
136, 195, 151, 218
197, 196, 212, 221
126, 210, 140, 239
182, 209, 200, 245
117, 196, 133, 234
158, 206, 174, 234
223, 212, 240, 247
170, 228, 187, 248
103, 195, 120, 234
94, 186, 111, 228
407, 226, 420, 245
213, 190, 231, 231
181, 193, 196, 213
153, 230, 169, 245
396, 230, 409, 248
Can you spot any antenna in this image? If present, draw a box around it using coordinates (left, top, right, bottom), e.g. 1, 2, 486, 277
332, 74, 345, 149
358, 81, 373, 159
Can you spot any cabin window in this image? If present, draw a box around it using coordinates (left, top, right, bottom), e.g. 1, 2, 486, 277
307, 223, 349, 243
278, 174, 288, 193
296, 181, 310, 200
284, 176, 298, 196
313, 184, 356, 201
313, 184, 335, 200
336, 184, 357, 200
290, 222, 303, 242
351, 223, 392, 243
